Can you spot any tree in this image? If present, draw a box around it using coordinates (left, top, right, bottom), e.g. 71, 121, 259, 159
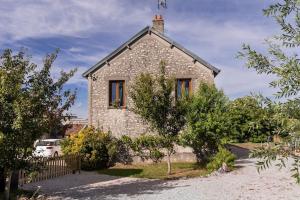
238, 1, 300, 99
239, 0, 300, 183
130, 61, 187, 174
0, 49, 76, 199
227, 96, 279, 143
180, 83, 229, 162
227, 96, 263, 142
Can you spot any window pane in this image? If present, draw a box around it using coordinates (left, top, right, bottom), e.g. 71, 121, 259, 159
176, 79, 191, 99
177, 80, 182, 98
185, 79, 190, 97
109, 80, 125, 107
111, 82, 116, 105
119, 81, 124, 106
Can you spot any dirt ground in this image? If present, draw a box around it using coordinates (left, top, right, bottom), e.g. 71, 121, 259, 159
22, 158, 300, 200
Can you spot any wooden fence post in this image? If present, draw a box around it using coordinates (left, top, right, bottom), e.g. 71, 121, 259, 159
10, 170, 19, 191
18, 154, 81, 187
78, 154, 81, 174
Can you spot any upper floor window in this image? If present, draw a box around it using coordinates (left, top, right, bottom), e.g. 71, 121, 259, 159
109, 80, 125, 107
176, 79, 191, 99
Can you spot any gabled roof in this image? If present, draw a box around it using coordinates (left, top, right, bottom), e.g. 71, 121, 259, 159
82, 26, 220, 78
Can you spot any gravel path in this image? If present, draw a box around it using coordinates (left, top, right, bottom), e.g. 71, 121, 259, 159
22, 158, 300, 200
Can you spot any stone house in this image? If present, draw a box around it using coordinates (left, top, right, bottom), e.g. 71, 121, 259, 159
83, 15, 220, 161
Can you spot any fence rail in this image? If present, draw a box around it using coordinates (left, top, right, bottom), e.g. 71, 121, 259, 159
19, 154, 81, 186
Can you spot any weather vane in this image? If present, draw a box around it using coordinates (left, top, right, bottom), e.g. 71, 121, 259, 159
158, 0, 167, 10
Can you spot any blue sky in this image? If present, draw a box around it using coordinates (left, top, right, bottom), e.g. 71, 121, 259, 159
0, 0, 279, 118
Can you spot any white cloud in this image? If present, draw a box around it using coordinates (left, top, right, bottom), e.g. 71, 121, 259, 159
28, 52, 89, 86
165, 17, 278, 98
215, 64, 277, 98
69, 47, 84, 53
0, 0, 152, 44
56, 51, 109, 85
166, 18, 275, 57
0, 0, 281, 106
69, 52, 108, 65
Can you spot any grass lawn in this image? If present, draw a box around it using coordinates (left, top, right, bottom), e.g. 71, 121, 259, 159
98, 162, 209, 180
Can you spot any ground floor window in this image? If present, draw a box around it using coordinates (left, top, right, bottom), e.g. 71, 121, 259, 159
109, 80, 125, 107
176, 79, 191, 99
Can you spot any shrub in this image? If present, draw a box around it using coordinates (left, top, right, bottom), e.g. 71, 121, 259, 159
121, 134, 166, 163
61, 127, 130, 170
180, 83, 229, 162
207, 147, 236, 172
226, 96, 282, 143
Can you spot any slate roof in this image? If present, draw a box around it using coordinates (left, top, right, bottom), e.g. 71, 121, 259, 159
82, 26, 220, 78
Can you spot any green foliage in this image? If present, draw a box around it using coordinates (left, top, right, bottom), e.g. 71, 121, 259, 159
129, 61, 187, 174
61, 127, 130, 170
238, 1, 300, 99
282, 99, 300, 120
277, 99, 300, 137
207, 147, 236, 172
291, 157, 300, 184
41, 52, 77, 138
238, 1, 300, 183
180, 82, 229, 161
227, 96, 261, 142
227, 96, 278, 143
130, 61, 187, 138
250, 142, 300, 184
233, 97, 300, 183
0, 49, 76, 171
0, 49, 76, 199
121, 134, 166, 163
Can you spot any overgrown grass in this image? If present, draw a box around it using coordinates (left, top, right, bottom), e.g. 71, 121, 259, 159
98, 162, 208, 180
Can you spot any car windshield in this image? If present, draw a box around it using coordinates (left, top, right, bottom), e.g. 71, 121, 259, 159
35, 141, 56, 146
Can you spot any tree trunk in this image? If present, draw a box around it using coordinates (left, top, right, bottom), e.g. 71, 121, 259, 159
167, 150, 171, 175
10, 171, 19, 191
4, 170, 12, 200
0, 168, 5, 192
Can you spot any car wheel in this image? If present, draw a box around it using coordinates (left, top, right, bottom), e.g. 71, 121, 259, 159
53, 152, 58, 157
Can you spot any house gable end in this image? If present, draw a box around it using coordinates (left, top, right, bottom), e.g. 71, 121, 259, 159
82, 26, 220, 78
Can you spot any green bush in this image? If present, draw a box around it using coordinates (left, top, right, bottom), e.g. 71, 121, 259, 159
207, 147, 236, 172
180, 83, 229, 162
121, 134, 165, 163
61, 127, 130, 170
226, 96, 281, 143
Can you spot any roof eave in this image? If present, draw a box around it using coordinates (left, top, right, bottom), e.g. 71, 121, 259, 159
150, 28, 221, 76
82, 26, 151, 78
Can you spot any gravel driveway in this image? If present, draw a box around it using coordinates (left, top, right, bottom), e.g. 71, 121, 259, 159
22, 158, 300, 200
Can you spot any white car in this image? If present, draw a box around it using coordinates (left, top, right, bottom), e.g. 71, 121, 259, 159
34, 139, 63, 157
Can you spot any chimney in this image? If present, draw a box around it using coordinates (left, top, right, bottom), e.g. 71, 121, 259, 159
152, 15, 164, 33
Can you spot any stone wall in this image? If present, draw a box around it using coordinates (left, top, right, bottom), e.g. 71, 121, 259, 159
88, 32, 215, 161
89, 33, 214, 135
